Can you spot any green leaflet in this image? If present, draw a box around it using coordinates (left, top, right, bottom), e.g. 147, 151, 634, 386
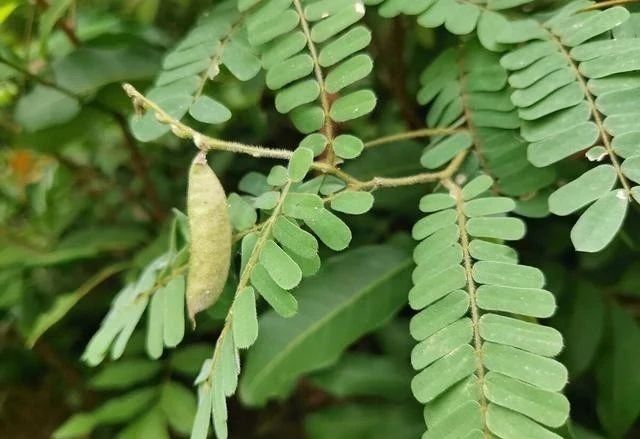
333, 134, 364, 159
570, 190, 629, 253
330, 190, 374, 214
303, 207, 352, 250
548, 165, 617, 216
260, 239, 303, 290
273, 216, 319, 258
421, 132, 473, 169
240, 244, 412, 405
409, 174, 568, 437
288, 147, 314, 182
479, 314, 563, 357
231, 286, 259, 349
228, 193, 258, 231
250, 263, 298, 317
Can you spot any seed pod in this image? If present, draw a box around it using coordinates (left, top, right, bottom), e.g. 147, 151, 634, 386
186, 151, 232, 326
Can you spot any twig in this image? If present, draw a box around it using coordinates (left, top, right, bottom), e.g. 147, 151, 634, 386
364, 127, 464, 148
125, 83, 294, 160
292, 0, 337, 164
123, 83, 470, 191
27, 261, 131, 347
377, 17, 422, 130
351, 150, 469, 190
581, 0, 640, 10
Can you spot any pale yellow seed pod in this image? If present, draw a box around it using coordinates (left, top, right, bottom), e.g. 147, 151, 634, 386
186, 151, 232, 326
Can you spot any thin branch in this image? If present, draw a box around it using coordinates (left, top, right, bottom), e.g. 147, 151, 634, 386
351, 150, 468, 190
364, 127, 464, 149
123, 83, 294, 160
0, 57, 166, 219
441, 177, 489, 437
375, 17, 422, 130
124, 83, 469, 191
111, 113, 166, 221
35, 0, 81, 47
27, 261, 131, 347
581, 0, 640, 10
202, 182, 293, 387
0, 54, 79, 100
292, 0, 336, 163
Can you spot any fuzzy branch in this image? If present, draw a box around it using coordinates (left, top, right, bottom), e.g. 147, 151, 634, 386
123, 84, 469, 191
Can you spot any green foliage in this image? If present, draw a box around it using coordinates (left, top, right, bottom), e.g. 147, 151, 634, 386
411, 176, 569, 437
3, 0, 640, 438
131, 1, 260, 141
498, 1, 640, 251
240, 244, 412, 404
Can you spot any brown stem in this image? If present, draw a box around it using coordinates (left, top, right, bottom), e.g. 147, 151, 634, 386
112, 114, 166, 222
35, 0, 81, 47
581, 0, 640, 10
364, 127, 465, 148
387, 17, 422, 130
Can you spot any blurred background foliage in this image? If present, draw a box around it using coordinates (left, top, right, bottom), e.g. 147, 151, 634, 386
0, 0, 639, 438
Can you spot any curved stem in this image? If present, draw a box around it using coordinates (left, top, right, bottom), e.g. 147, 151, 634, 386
581, 0, 640, 10
124, 83, 295, 160
351, 150, 468, 190
125, 84, 472, 191
364, 127, 464, 149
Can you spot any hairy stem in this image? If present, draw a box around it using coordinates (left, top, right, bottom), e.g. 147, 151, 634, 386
364, 127, 464, 149
442, 178, 489, 437
124, 83, 468, 191
351, 150, 468, 190
292, 0, 336, 164
581, 0, 640, 10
